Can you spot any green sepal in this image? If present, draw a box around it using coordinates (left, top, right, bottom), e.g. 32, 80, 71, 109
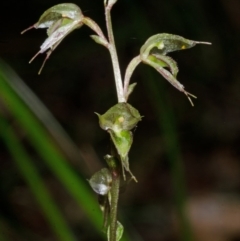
140, 33, 211, 60
144, 55, 197, 106
35, 3, 83, 29
148, 54, 179, 78
96, 103, 142, 132
108, 129, 132, 169
108, 129, 137, 181
145, 55, 181, 90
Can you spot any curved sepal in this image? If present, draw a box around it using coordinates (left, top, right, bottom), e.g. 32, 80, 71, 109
36, 3, 83, 28
151, 54, 179, 77
140, 33, 211, 60
145, 55, 197, 106
96, 103, 142, 132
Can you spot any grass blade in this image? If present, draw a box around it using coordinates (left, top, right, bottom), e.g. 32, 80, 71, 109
0, 67, 102, 232
0, 116, 75, 241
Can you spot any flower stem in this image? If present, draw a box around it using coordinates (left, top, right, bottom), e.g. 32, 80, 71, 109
105, 154, 121, 241
105, 4, 125, 103
109, 170, 120, 241
104, 3, 124, 240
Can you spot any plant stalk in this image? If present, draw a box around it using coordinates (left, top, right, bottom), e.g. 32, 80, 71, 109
105, 4, 125, 103
109, 171, 120, 241
104, 3, 125, 240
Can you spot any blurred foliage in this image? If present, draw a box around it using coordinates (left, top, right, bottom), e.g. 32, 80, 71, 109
1, 0, 240, 241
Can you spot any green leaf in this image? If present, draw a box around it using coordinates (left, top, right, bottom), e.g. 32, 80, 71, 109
21, 3, 84, 74
140, 33, 211, 60
107, 221, 124, 241
89, 168, 112, 195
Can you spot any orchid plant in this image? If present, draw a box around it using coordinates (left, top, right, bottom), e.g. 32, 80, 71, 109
22, 1, 211, 240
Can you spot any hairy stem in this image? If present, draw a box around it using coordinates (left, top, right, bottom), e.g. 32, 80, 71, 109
109, 171, 120, 241
105, 4, 125, 103
104, 3, 124, 240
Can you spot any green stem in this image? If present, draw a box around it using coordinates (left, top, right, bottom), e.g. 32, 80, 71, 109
105, 3, 125, 103
103, 2, 127, 240
105, 154, 121, 241
109, 172, 120, 241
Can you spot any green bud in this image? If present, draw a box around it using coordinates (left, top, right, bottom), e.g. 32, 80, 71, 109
89, 168, 112, 195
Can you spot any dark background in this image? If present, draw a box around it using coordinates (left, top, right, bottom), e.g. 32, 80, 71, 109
1, 0, 240, 240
